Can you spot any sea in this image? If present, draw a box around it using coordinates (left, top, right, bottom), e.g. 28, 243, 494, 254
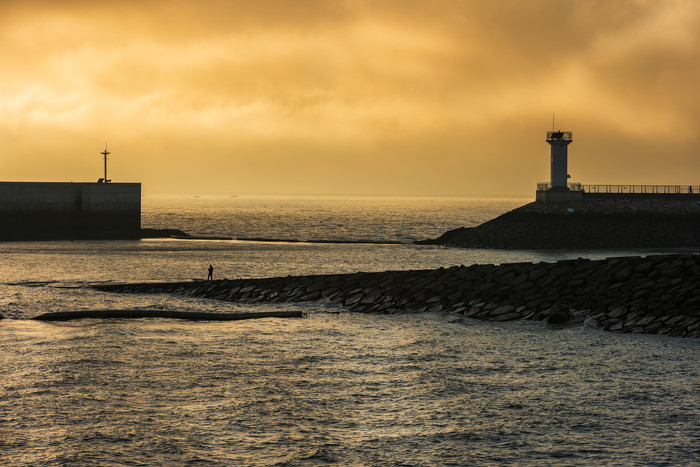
1, 196, 698, 466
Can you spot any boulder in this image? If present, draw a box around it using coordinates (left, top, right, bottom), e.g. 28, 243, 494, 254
545, 303, 571, 324
491, 305, 516, 317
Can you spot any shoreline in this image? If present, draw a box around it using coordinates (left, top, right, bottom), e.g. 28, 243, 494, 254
93, 252, 700, 338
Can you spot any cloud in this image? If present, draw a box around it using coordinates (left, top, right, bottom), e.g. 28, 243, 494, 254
0, 0, 698, 194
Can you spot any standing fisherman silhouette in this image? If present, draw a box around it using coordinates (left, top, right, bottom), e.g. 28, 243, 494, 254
208, 264, 214, 281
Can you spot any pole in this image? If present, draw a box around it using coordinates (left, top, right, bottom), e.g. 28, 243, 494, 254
100, 143, 110, 183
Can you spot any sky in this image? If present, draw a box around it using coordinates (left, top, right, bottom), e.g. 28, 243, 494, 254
1, 0, 698, 196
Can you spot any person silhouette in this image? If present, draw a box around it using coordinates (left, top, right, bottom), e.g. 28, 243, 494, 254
208, 264, 214, 281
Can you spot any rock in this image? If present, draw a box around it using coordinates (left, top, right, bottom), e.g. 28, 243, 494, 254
583, 317, 597, 328
491, 305, 516, 316
632, 315, 657, 327
613, 265, 634, 282
529, 268, 550, 282
545, 304, 571, 324
300, 291, 321, 301
607, 306, 627, 319
493, 312, 522, 322
464, 306, 481, 318
344, 294, 363, 306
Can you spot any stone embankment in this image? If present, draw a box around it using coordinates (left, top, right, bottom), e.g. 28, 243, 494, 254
417, 198, 700, 249
94, 253, 700, 338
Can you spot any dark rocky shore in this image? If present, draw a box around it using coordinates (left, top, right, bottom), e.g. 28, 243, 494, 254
93, 253, 700, 338
417, 198, 700, 249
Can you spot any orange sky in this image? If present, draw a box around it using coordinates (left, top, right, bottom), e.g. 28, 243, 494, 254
1, 0, 698, 196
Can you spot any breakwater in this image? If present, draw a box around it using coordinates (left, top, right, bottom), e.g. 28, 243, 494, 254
93, 253, 700, 338
0, 182, 141, 241
418, 198, 700, 249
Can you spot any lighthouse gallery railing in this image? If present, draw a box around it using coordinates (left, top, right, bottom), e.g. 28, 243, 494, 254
537, 183, 699, 194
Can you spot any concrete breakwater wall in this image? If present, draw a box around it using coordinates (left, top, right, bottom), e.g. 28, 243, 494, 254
0, 182, 141, 240
520, 198, 700, 215
94, 253, 700, 338
418, 199, 700, 249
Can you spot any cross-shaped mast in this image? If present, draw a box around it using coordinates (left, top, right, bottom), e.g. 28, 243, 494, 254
100, 143, 111, 183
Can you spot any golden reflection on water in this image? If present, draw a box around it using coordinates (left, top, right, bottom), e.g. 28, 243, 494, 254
6, 313, 697, 465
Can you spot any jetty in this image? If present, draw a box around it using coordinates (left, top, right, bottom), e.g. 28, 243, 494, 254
0, 181, 141, 241
93, 253, 700, 338
417, 196, 700, 249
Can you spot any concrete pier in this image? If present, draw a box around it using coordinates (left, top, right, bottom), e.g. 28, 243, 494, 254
418, 198, 700, 249
0, 182, 141, 240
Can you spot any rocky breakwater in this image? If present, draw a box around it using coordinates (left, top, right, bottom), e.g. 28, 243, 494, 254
417, 198, 700, 249
93, 253, 700, 338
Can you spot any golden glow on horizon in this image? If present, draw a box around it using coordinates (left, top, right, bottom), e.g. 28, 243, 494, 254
1, 0, 699, 196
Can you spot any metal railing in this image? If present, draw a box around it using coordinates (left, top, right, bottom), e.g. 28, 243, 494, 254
546, 131, 572, 141
537, 183, 700, 194
582, 185, 699, 194
536, 182, 582, 191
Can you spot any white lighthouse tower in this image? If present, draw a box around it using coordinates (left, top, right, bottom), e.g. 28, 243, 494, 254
546, 130, 572, 190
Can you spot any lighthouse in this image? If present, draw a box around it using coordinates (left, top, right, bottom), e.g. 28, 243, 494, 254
546, 130, 572, 190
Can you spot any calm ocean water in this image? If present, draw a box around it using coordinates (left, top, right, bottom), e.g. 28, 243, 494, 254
1, 196, 698, 465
